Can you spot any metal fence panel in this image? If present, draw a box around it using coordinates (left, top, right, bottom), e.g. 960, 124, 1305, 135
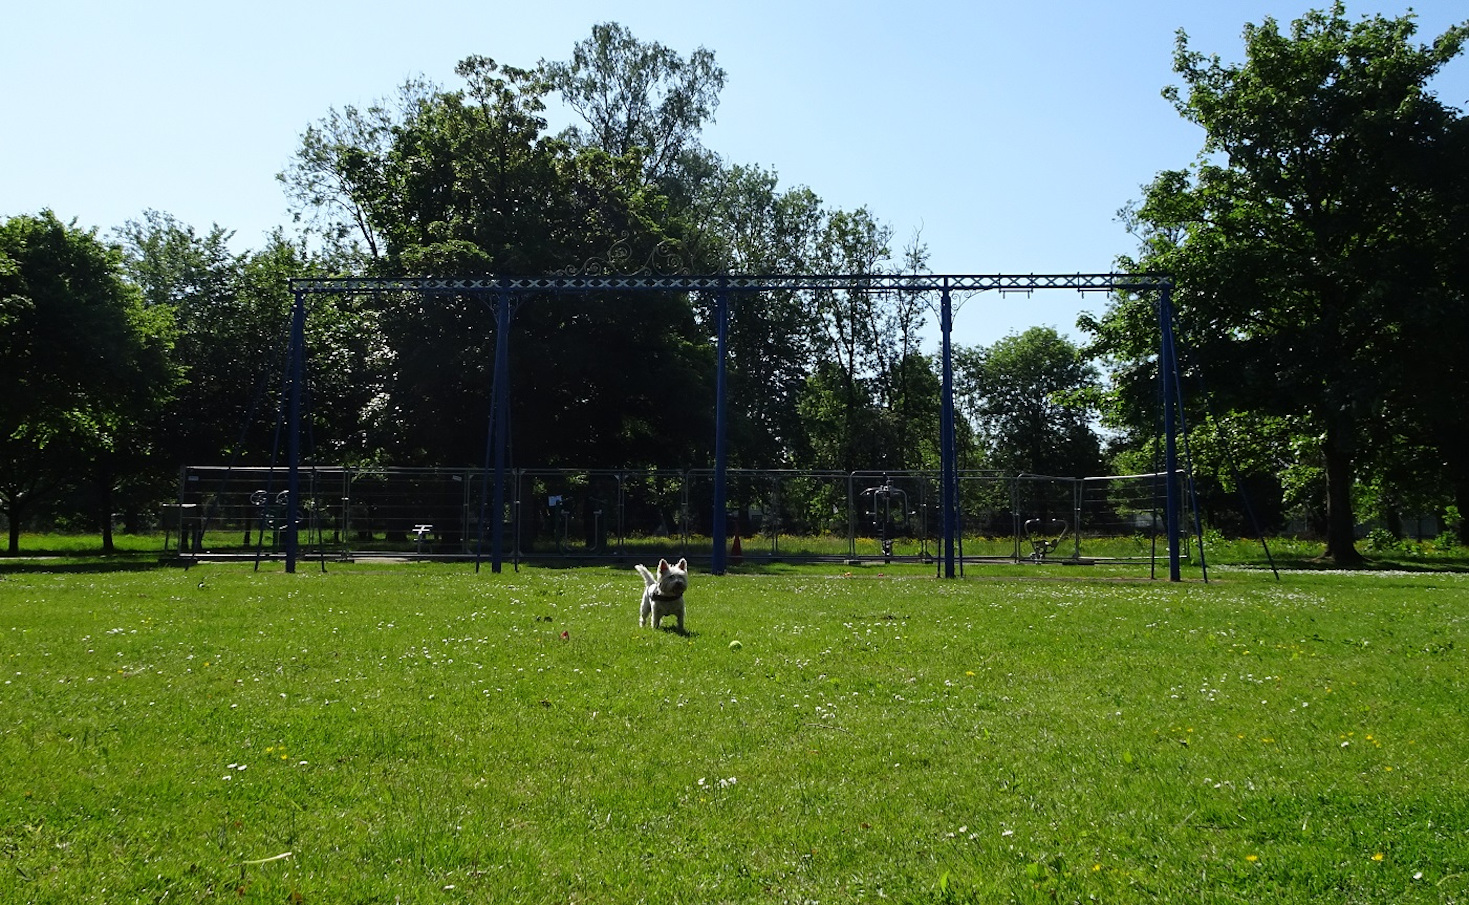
174, 465, 1172, 567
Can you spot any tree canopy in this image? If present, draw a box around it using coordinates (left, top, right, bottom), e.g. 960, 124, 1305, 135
956, 327, 1104, 478
1086, 3, 1469, 563
542, 22, 726, 188
10, 12, 1468, 559
0, 212, 177, 553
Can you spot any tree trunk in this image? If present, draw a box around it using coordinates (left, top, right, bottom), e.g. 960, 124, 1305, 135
2, 491, 22, 555
98, 472, 115, 555
1384, 505, 1403, 541
1321, 420, 1363, 566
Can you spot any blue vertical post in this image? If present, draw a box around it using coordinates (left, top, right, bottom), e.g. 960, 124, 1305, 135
285, 290, 306, 574
1158, 283, 1182, 581
490, 289, 512, 574
711, 282, 730, 575
939, 283, 958, 578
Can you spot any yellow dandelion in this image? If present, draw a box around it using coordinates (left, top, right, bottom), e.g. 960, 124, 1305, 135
1372, 853, 1385, 862
1246, 855, 1259, 863
1092, 864, 1102, 872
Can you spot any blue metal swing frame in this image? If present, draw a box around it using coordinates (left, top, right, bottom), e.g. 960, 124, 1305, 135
282, 273, 1183, 578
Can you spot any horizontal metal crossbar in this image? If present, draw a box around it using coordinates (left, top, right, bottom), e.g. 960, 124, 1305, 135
289, 273, 1170, 294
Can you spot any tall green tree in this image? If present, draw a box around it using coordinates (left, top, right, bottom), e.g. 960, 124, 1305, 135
870, 234, 936, 471
0, 212, 177, 554
285, 55, 714, 468
1393, 113, 1469, 545
234, 233, 376, 467
1087, 4, 1468, 564
956, 327, 1103, 477
277, 78, 435, 262
806, 208, 894, 471
543, 22, 726, 189
119, 214, 376, 476
690, 164, 823, 465
117, 212, 252, 466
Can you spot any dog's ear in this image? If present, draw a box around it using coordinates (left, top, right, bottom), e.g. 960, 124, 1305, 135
676, 558, 688, 571
658, 559, 670, 573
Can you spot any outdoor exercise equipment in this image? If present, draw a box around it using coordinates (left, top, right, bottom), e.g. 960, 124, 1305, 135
860, 480, 910, 563
1024, 516, 1070, 562
280, 273, 1186, 579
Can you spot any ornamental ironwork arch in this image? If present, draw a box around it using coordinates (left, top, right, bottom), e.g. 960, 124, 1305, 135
281, 273, 1183, 579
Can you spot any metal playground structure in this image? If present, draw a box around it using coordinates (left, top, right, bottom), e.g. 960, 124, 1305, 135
254, 272, 1190, 578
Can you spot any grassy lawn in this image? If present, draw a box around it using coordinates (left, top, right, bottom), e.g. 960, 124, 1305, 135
2, 556, 1466, 903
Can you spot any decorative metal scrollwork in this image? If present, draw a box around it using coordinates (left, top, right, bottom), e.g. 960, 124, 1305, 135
552, 234, 692, 280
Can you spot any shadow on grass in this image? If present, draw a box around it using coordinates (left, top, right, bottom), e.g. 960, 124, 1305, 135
7, 545, 1467, 577
1219, 552, 1469, 573
0, 555, 171, 575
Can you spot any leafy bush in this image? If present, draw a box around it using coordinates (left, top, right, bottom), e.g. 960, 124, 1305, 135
1364, 527, 1400, 553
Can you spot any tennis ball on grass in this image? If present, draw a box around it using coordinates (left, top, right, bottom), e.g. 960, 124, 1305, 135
729, 640, 742, 651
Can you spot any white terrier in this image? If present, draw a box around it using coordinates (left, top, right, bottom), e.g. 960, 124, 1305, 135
635, 558, 689, 631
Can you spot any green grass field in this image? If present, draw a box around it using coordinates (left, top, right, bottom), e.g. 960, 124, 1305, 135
2, 554, 1466, 903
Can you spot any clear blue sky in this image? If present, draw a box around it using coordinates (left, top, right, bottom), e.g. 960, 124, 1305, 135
3, 0, 1465, 349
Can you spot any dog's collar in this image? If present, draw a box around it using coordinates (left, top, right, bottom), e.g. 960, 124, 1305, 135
649, 590, 683, 601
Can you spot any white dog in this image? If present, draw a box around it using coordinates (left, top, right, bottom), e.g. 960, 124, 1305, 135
635, 558, 689, 631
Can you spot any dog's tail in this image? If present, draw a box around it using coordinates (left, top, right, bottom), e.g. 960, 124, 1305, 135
634, 563, 656, 586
